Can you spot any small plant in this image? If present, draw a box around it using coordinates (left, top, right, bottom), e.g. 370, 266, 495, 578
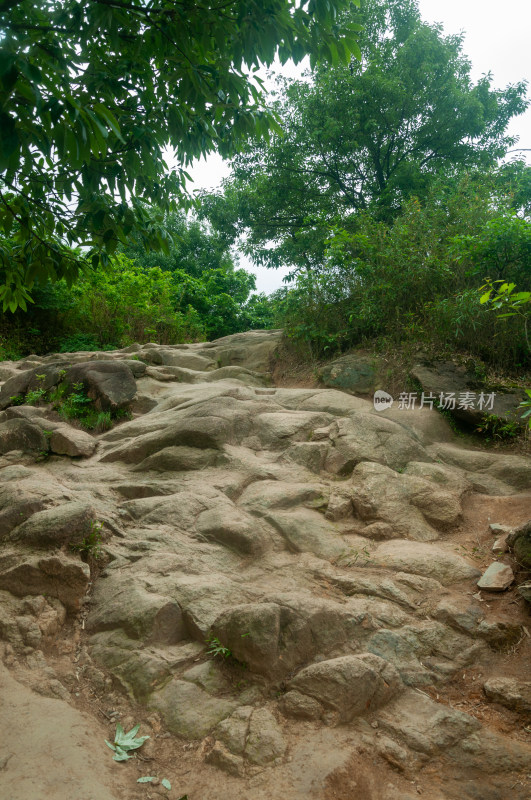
475, 413, 520, 441
206, 635, 232, 659
9, 394, 24, 405
70, 520, 103, 559
25, 387, 47, 405
105, 723, 149, 762
56, 381, 92, 420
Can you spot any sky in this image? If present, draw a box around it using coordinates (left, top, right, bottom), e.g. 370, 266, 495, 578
187, 0, 531, 295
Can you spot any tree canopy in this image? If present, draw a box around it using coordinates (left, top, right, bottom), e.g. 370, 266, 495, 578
201, 0, 528, 272
0, 0, 360, 310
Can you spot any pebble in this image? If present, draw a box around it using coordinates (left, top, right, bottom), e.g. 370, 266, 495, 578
371, 721, 379, 728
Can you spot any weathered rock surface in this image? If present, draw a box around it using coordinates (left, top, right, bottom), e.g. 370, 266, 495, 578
0, 329, 529, 799
483, 677, 531, 712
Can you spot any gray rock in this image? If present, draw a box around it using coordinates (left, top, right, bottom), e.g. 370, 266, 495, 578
65, 360, 137, 411
410, 360, 525, 427
149, 678, 237, 739
517, 580, 531, 602
9, 501, 97, 548
196, 506, 268, 555
319, 353, 378, 395
489, 523, 512, 535
0, 550, 90, 610
244, 708, 286, 765
507, 519, 531, 568
477, 562, 514, 591
483, 677, 531, 712
350, 462, 462, 542
49, 426, 97, 458
378, 689, 481, 755
289, 654, 402, 722
371, 540, 481, 584
279, 690, 323, 720
0, 419, 48, 455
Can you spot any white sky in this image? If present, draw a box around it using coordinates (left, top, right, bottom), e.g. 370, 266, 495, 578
187, 0, 531, 295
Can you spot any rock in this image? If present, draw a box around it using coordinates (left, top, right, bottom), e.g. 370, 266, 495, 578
0, 551, 90, 610
196, 506, 267, 555
212, 602, 313, 679
244, 708, 286, 765
289, 654, 402, 722
319, 353, 378, 395
279, 690, 323, 720
362, 522, 396, 540
428, 443, 531, 492
378, 689, 480, 755
489, 523, 512, 535
266, 509, 347, 560
206, 742, 245, 776
483, 677, 531, 712
87, 577, 186, 644
517, 580, 531, 602
65, 360, 137, 411
132, 445, 223, 473
182, 661, 231, 695
159, 351, 216, 371
325, 414, 430, 475
100, 417, 230, 463
410, 359, 525, 427
149, 678, 237, 739
254, 410, 334, 450
370, 541, 481, 585
366, 621, 483, 686
507, 519, 531, 568
214, 706, 252, 755
49, 426, 97, 458
0, 419, 48, 455
205, 329, 282, 372
349, 462, 462, 542
491, 534, 509, 554
432, 597, 521, 648
477, 562, 514, 592
9, 501, 97, 548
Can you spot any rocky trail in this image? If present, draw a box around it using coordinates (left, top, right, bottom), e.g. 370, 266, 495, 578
0, 329, 529, 800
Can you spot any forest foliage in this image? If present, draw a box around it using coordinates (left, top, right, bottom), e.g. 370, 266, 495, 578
1, 0, 530, 377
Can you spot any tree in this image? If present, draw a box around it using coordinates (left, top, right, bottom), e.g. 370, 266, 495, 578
0, 0, 361, 310
119, 211, 236, 278
202, 0, 528, 272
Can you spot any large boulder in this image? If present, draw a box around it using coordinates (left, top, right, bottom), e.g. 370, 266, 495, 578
65, 360, 137, 411
8, 501, 97, 548
289, 654, 402, 722
319, 353, 379, 395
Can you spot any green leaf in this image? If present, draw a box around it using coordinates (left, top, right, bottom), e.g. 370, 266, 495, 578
137, 777, 156, 784
161, 778, 171, 790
